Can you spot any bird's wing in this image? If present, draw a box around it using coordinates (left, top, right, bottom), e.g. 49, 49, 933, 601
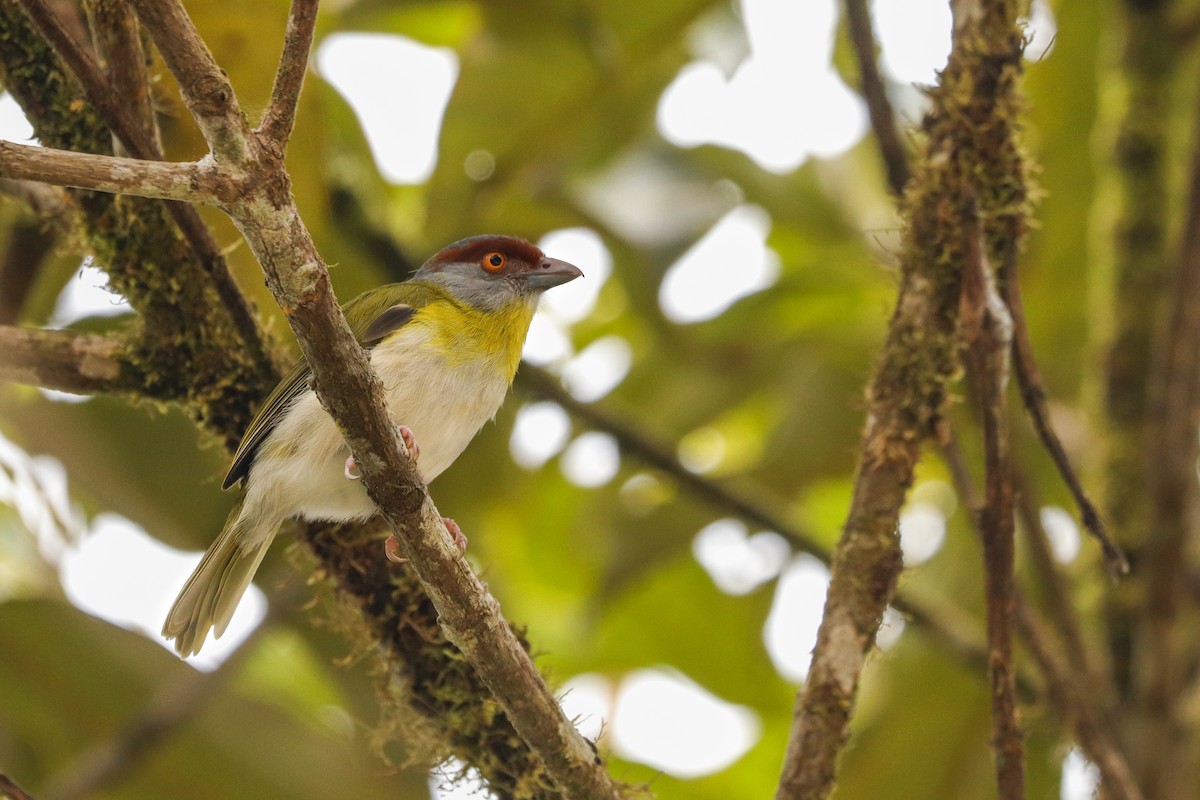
222, 283, 444, 489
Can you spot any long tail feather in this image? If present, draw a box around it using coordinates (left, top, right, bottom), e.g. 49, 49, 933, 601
162, 500, 274, 657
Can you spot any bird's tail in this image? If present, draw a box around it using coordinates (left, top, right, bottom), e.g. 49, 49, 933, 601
162, 498, 274, 657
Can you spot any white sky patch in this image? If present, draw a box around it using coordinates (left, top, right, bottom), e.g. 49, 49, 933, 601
559, 672, 613, 741
764, 555, 830, 681
872, 0, 952, 85
611, 668, 760, 778
537, 228, 612, 325
659, 205, 779, 324
316, 34, 458, 184
0, 92, 35, 143
692, 518, 790, 595
521, 313, 574, 366
1061, 748, 1099, 800
899, 501, 946, 566
430, 758, 492, 800
1040, 506, 1082, 564
657, 0, 865, 171
509, 401, 571, 470
51, 258, 131, 327
59, 513, 265, 671
1025, 0, 1058, 61
0, 435, 82, 564
560, 336, 632, 402
560, 432, 620, 488
875, 605, 906, 650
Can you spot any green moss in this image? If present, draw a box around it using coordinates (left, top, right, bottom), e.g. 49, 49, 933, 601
0, 0, 277, 449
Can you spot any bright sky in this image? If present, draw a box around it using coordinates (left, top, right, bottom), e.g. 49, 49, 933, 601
0, 0, 1085, 795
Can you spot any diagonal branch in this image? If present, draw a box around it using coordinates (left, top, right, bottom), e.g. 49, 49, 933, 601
843, 0, 910, 195
46, 1, 623, 795
126, 0, 252, 164
85, 0, 162, 156
519, 365, 830, 560
1002, 261, 1128, 575
258, 0, 319, 149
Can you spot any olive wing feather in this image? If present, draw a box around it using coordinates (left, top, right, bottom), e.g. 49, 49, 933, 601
221, 283, 443, 489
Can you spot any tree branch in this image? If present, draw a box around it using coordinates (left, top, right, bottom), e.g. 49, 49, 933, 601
842, 0, 910, 195
257, 0, 318, 148
0, 774, 34, 800
775, 2, 1028, 796
126, 0, 251, 164
1002, 256, 1128, 575
15, 0, 270, 369
84, 0, 162, 156
0, 139, 227, 203
960, 200, 1023, 799
76, 1, 623, 795
0, 326, 168, 398
1014, 598, 1145, 800
39, 611, 278, 800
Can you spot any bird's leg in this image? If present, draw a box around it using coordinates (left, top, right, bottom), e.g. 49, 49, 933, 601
343, 424, 420, 480
384, 518, 468, 564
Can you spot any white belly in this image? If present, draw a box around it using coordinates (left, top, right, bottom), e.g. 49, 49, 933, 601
242, 327, 512, 527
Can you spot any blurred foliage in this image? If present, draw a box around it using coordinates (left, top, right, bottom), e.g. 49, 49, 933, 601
0, 0, 1152, 797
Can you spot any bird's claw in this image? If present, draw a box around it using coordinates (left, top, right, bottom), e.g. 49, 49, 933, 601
383, 517, 468, 565
344, 426, 417, 482
398, 424, 420, 461
443, 517, 468, 554
384, 535, 407, 563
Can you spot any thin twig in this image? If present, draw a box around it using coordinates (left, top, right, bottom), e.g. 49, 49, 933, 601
16, 0, 269, 365
960, 200, 1023, 800
947, 412, 1141, 798
1001, 255, 1128, 576
1015, 598, 1146, 800
0, 774, 34, 800
843, 0, 910, 195
0, 140, 227, 203
518, 365, 830, 561
1012, 470, 1100, 693
40, 609, 279, 800
257, 0, 318, 148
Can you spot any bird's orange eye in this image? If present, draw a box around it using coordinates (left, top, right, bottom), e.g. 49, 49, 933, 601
483, 251, 506, 272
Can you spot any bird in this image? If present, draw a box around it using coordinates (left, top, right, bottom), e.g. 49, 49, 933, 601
162, 234, 583, 657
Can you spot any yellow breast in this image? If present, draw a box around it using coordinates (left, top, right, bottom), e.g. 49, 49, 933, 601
413, 296, 536, 380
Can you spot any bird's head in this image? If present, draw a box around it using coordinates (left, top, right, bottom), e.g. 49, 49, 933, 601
413, 234, 583, 312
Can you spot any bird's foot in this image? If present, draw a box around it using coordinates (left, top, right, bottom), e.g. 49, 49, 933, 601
443, 517, 468, 554
398, 424, 420, 461
344, 425, 419, 482
383, 517, 468, 564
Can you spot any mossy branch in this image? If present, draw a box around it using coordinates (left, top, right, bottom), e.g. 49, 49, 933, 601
774, 1, 1029, 797
1, 0, 625, 796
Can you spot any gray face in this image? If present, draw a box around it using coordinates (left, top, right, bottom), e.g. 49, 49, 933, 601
413, 234, 583, 311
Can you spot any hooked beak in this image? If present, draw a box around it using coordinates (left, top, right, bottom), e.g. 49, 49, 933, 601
524, 257, 583, 291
